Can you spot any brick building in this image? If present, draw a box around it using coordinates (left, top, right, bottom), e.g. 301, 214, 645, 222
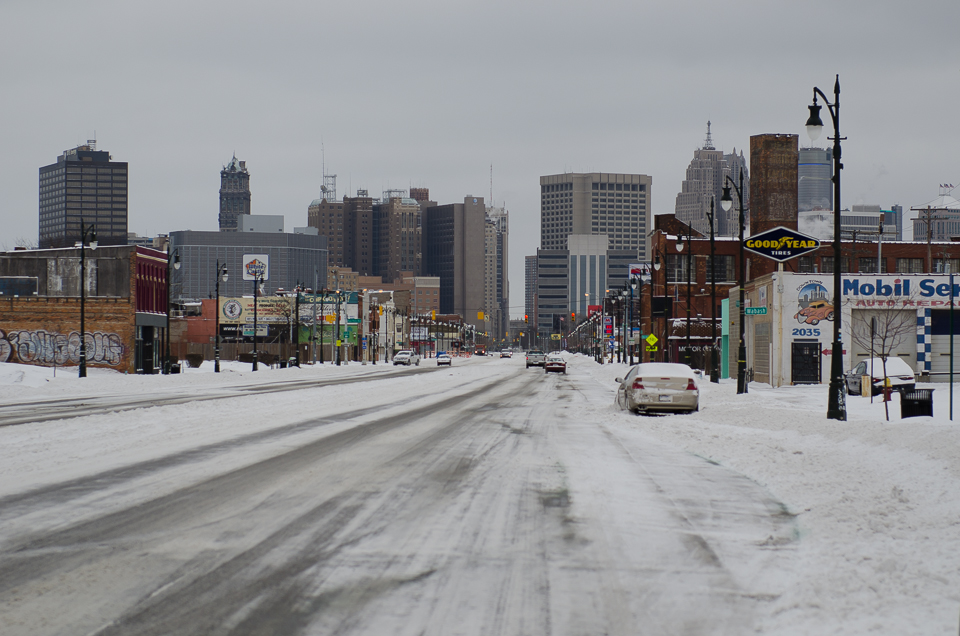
647, 215, 960, 372
0, 245, 170, 374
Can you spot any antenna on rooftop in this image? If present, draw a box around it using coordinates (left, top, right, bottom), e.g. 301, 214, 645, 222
490, 164, 493, 206
703, 121, 714, 150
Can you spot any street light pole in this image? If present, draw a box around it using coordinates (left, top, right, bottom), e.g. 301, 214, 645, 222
806, 74, 847, 421
676, 232, 691, 367
252, 273, 263, 371
78, 221, 97, 378
722, 168, 748, 394
214, 260, 228, 373
706, 197, 719, 383
164, 248, 180, 374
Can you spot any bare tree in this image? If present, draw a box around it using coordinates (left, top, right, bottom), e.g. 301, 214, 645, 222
850, 303, 918, 420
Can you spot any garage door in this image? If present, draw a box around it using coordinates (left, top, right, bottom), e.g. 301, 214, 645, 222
849, 309, 917, 372
931, 310, 960, 380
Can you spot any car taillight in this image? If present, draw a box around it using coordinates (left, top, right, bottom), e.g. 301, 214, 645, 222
685, 379, 697, 391
632, 378, 644, 389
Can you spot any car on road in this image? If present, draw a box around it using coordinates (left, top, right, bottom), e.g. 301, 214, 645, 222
544, 353, 566, 374
525, 350, 546, 368
615, 363, 700, 414
845, 357, 916, 395
437, 353, 452, 366
500, 350, 513, 358
393, 350, 421, 366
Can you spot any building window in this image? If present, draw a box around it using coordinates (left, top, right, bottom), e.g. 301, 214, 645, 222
821, 256, 852, 273
934, 258, 960, 273
666, 254, 691, 283
797, 256, 815, 273
896, 258, 924, 273
706, 255, 735, 282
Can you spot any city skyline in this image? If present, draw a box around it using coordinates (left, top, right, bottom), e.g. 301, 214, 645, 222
2, 1, 958, 319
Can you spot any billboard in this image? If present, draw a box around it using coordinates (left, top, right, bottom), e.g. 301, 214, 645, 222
242, 254, 269, 281
629, 263, 651, 281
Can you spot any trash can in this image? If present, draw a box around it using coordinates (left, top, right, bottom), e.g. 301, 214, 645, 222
170, 363, 181, 374
279, 358, 287, 369
901, 389, 934, 419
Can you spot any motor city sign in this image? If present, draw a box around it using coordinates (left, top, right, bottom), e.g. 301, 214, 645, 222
743, 226, 820, 262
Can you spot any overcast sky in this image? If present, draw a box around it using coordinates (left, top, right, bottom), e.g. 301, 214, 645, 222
2, 1, 957, 317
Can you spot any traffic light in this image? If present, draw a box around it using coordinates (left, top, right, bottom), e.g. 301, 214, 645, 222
524, 314, 528, 323
571, 312, 576, 322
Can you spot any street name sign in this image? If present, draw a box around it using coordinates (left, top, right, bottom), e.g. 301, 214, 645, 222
745, 307, 767, 315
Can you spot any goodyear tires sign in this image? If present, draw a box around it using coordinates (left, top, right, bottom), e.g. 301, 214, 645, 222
743, 226, 820, 262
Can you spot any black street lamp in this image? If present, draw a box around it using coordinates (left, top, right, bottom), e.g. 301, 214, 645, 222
334, 290, 342, 366
806, 74, 847, 421
722, 168, 748, 394
653, 249, 669, 362
164, 248, 180, 374
77, 222, 97, 378
705, 197, 720, 383
252, 273, 264, 371
676, 231, 692, 367
214, 260, 228, 373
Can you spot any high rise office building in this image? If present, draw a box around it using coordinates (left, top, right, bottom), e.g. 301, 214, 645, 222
798, 147, 832, 212
219, 156, 251, 231
377, 196, 422, 282
525, 255, 537, 321
422, 196, 486, 332
674, 123, 749, 237
540, 172, 653, 262
39, 141, 128, 249
484, 205, 509, 340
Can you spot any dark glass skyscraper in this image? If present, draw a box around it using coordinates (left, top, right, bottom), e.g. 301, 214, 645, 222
219, 155, 251, 231
39, 141, 128, 249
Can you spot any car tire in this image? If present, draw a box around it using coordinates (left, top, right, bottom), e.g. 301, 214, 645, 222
827, 311, 835, 321
810, 319, 819, 325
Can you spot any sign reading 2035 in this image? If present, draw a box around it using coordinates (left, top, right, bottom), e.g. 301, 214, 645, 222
743, 226, 820, 262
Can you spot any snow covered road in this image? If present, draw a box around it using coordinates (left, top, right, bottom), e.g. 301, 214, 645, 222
0, 358, 801, 635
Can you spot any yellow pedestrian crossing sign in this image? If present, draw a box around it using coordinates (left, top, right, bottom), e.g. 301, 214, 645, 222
645, 334, 658, 346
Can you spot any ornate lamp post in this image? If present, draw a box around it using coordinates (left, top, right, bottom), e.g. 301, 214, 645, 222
806, 74, 847, 421
705, 196, 720, 383
214, 261, 228, 373
77, 222, 97, 378
676, 231, 692, 367
252, 273, 264, 371
722, 170, 748, 394
164, 248, 180, 374
653, 249, 669, 362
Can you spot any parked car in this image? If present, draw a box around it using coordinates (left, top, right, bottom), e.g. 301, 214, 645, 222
437, 352, 452, 367
615, 363, 700, 414
393, 350, 421, 366
500, 350, 513, 358
544, 353, 566, 374
525, 350, 546, 368
845, 357, 916, 395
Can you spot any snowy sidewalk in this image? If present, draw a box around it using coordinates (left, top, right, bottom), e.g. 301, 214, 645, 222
573, 354, 960, 634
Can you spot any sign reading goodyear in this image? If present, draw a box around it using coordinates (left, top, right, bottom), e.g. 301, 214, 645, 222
743, 226, 820, 262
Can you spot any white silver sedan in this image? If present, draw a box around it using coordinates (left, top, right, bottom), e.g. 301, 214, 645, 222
615, 363, 700, 414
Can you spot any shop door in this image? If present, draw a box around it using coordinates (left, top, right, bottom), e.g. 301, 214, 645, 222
792, 340, 821, 384
141, 326, 155, 374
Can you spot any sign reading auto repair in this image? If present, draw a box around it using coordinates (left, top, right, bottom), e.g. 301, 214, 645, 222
743, 226, 820, 262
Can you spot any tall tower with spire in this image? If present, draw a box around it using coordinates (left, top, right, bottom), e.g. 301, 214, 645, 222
674, 122, 749, 237
219, 155, 251, 232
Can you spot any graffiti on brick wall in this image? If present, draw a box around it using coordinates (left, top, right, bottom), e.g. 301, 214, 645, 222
0, 330, 125, 366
